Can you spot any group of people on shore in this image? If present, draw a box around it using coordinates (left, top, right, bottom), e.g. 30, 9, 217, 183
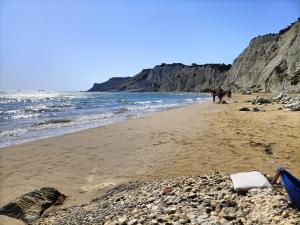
212, 87, 231, 102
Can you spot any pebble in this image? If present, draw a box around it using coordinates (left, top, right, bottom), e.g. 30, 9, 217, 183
33, 173, 300, 225
118, 216, 128, 225
128, 218, 137, 225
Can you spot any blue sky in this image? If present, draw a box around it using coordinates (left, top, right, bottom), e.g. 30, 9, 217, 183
0, 0, 299, 91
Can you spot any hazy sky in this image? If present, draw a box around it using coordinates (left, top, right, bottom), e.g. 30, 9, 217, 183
0, 0, 299, 91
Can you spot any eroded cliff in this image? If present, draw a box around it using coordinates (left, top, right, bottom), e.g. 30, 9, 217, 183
90, 63, 231, 92
89, 19, 300, 93
119, 63, 231, 92
89, 77, 131, 92
223, 19, 300, 92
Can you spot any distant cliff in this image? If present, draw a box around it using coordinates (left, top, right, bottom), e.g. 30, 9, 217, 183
89, 63, 231, 92
89, 77, 131, 92
223, 19, 300, 92
89, 18, 300, 93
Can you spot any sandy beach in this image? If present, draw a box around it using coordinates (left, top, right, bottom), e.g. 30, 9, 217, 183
0, 94, 299, 224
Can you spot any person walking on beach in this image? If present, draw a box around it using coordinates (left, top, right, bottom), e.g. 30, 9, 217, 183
227, 89, 232, 98
212, 88, 216, 102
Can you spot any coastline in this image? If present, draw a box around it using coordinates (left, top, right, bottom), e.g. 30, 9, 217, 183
0, 94, 299, 223
0, 91, 209, 148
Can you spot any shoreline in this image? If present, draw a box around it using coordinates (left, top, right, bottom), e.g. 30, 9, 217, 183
0, 93, 210, 149
0, 94, 299, 223
0, 99, 214, 205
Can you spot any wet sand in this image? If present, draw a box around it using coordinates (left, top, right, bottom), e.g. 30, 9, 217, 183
0, 94, 299, 224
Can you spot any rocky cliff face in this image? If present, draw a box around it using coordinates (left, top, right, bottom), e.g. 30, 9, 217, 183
223, 19, 300, 92
90, 63, 231, 92
89, 77, 131, 92
89, 19, 300, 93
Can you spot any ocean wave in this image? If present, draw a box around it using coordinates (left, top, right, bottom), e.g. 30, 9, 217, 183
0, 128, 28, 138
32, 119, 73, 127
24, 106, 60, 113
135, 100, 164, 104
75, 112, 115, 124
135, 101, 152, 104
0, 98, 17, 104
197, 97, 209, 101
128, 103, 179, 112
2, 105, 69, 119
49, 104, 75, 108
4, 109, 23, 115
117, 99, 134, 104
185, 97, 210, 102
113, 108, 129, 114
185, 99, 194, 102
12, 114, 39, 119
2, 109, 40, 119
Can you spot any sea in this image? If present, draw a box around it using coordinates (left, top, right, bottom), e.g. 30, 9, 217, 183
0, 90, 210, 148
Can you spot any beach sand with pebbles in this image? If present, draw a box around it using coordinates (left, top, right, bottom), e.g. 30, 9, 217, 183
0, 94, 299, 224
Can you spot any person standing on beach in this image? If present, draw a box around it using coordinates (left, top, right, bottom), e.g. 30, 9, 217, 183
212, 88, 216, 102
227, 89, 232, 98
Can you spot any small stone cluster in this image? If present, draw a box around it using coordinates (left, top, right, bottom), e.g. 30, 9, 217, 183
34, 173, 300, 225
272, 93, 300, 111
251, 96, 272, 105
249, 93, 300, 111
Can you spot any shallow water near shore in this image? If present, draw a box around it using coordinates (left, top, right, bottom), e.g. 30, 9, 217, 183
0, 90, 209, 148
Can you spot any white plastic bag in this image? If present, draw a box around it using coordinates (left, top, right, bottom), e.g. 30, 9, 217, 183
230, 171, 272, 192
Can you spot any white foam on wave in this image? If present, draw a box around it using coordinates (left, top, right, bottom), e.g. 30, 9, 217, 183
127, 103, 179, 112
0, 128, 28, 139
0, 99, 19, 104
24, 105, 59, 113
12, 114, 39, 119
135, 101, 152, 104
134, 100, 163, 105
0, 112, 118, 148
75, 112, 115, 124
5, 109, 23, 115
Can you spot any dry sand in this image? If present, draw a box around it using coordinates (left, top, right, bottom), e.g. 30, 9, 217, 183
0, 94, 299, 224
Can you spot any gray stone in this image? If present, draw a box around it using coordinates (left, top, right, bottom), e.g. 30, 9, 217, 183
239, 107, 251, 111
222, 208, 237, 221
0, 187, 65, 224
242, 90, 252, 95
253, 107, 265, 112
118, 216, 128, 225
252, 96, 272, 105
291, 103, 300, 111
